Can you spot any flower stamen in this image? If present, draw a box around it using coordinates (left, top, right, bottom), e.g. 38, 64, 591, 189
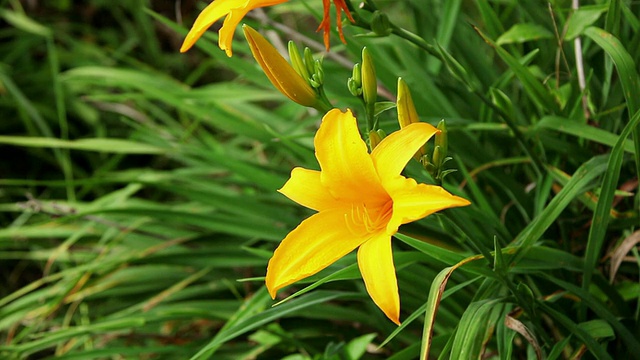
345, 201, 393, 235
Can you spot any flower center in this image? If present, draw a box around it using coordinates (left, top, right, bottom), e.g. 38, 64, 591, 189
345, 200, 394, 236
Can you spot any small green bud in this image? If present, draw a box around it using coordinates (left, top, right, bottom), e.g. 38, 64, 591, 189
435, 119, 448, 164
348, 63, 363, 97
352, 63, 362, 87
348, 78, 362, 96
370, 11, 392, 36
304, 47, 315, 78
311, 59, 324, 88
288, 41, 311, 82
432, 145, 443, 172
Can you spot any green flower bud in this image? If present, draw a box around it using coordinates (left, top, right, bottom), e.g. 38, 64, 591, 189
288, 41, 311, 82
310, 58, 324, 88
348, 63, 363, 97
304, 47, 315, 78
435, 119, 448, 164
361, 47, 377, 107
432, 145, 443, 173
370, 11, 392, 36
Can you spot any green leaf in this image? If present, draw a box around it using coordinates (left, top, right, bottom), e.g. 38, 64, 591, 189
543, 275, 640, 355
565, 5, 608, 40
536, 116, 636, 154
345, 333, 377, 359
496, 23, 554, 45
189, 290, 356, 359
475, 27, 560, 114
0, 136, 165, 154
577, 320, 614, 339
374, 101, 397, 116
512, 155, 609, 263
582, 106, 640, 316
0, 9, 51, 37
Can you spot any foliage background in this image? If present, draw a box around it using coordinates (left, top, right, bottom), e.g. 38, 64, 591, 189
1, 0, 639, 359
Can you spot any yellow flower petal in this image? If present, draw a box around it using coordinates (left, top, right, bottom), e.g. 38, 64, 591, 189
218, 7, 252, 57
371, 122, 439, 181
266, 208, 370, 298
357, 233, 400, 324
180, 0, 238, 53
384, 177, 471, 234
180, 0, 288, 55
315, 109, 387, 203
278, 168, 341, 211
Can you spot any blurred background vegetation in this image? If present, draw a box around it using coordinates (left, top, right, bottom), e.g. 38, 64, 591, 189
1, 0, 639, 359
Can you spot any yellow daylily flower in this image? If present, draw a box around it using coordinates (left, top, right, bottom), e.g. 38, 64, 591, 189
266, 109, 471, 324
180, 0, 287, 56
180, 0, 354, 56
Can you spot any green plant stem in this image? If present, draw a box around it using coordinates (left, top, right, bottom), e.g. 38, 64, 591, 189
315, 86, 334, 113
47, 36, 75, 202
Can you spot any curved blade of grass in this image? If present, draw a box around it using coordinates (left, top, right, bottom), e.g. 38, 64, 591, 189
512, 155, 609, 263
380, 276, 482, 348
189, 290, 355, 359
0, 318, 146, 357
474, 26, 560, 115
426, 0, 461, 74
538, 302, 612, 360
0, 136, 165, 154
450, 298, 505, 359
542, 274, 640, 356
417, 255, 484, 360
581, 107, 640, 316
585, 26, 640, 184
537, 116, 636, 154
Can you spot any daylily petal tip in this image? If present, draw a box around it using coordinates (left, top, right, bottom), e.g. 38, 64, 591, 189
267, 287, 277, 300
179, 40, 193, 53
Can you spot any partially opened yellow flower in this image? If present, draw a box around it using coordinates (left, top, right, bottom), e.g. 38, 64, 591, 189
180, 0, 355, 56
243, 25, 326, 110
266, 109, 470, 324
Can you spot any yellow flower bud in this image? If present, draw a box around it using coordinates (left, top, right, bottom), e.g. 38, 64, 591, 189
368, 129, 385, 150
396, 78, 420, 129
243, 25, 320, 108
397, 78, 439, 161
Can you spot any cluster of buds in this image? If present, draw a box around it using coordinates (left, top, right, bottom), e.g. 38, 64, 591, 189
396, 78, 455, 182
244, 25, 457, 183
397, 77, 454, 181
348, 50, 456, 182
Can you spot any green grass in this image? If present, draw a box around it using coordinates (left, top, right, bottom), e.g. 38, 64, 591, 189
1, 0, 639, 359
